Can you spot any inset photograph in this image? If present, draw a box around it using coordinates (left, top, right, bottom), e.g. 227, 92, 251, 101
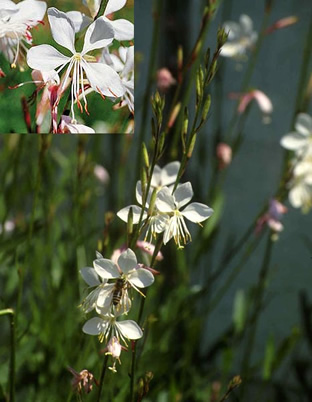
0, 0, 134, 133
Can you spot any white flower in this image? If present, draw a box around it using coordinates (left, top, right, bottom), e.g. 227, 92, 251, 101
27, 7, 124, 121
82, 309, 143, 345
156, 182, 214, 248
93, 248, 154, 312
80, 265, 108, 313
221, 14, 257, 59
83, 0, 134, 40
280, 113, 312, 155
58, 115, 95, 134
0, 0, 46, 68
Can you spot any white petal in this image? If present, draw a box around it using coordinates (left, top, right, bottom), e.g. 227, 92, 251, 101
135, 181, 152, 206
156, 187, 175, 212
80, 267, 101, 286
82, 17, 114, 55
151, 165, 161, 187
117, 205, 144, 224
122, 46, 134, 76
15, 0, 46, 25
181, 202, 214, 223
115, 320, 143, 340
48, 7, 76, 54
27, 44, 70, 71
240, 14, 253, 34
105, 0, 127, 15
289, 184, 308, 208
160, 161, 180, 186
295, 113, 312, 136
97, 283, 115, 307
174, 182, 193, 208
220, 43, 243, 57
222, 22, 241, 40
128, 268, 154, 288
108, 18, 134, 41
280, 133, 307, 151
66, 11, 91, 33
82, 317, 108, 335
82, 61, 125, 97
118, 248, 137, 274
94, 259, 119, 279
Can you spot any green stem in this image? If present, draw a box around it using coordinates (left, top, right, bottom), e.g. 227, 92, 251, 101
0, 309, 16, 402
94, 0, 109, 20
96, 353, 109, 402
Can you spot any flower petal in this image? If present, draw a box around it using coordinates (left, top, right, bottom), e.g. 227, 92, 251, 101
15, 0, 46, 26
117, 205, 144, 224
280, 133, 307, 151
295, 113, 312, 136
240, 14, 253, 34
97, 283, 114, 308
66, 10, 91, 33
160, 161, 180, 186
82, 317, 108, 335
105, 0, 127, 15
82, 16, 114, 55
118, 248, 137, 274
181, 202, 214, 223
156, 187, 175, 212
115, 320, 143, 340
128, 268, 154, 288
48, 7, 76, 54
174, 182, 193, 208
80, 267, 101, 286
94, 259, 119, 279
82, 60, 125, 97
27, 44, 70, 71
108, 18, 134, 41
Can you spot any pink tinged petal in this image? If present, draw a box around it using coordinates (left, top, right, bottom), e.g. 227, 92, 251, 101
128, 268, 154, 288
97, 283, 115, 307
160, 161, 180, 186
94, 259, 119, 279
82, 17, 114, 55
238, 93, 253, 113
82, 61, 125, 97
64, 122, 95, 134
48, 7, 76, 54
80, 267, 101, 286
105, 0, 127, 15
115, 320, 143, 340
267, 219, 283, 232
66, 11, 91, 33
118, 248, 137, 275
174, 182, 194, 208
156, 187, 175, 212
27, 44, 70, 71
82, 317, 109, 335
108, 18, 134, 41
117, 205, 144, 224
280, 133, 307, 150
181, 203, 214, 223
295, 113, 312, 136
252, 90, 273, 114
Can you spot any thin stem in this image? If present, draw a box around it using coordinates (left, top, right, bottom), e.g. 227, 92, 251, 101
94, 0, 109, 20
96, 353, 109, 402
0, 309, 16, 402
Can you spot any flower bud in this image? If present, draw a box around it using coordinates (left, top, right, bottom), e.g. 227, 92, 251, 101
216, 143, 232, 169
156, 68, 176, 92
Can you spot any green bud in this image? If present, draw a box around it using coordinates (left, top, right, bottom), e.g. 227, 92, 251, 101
127, 207, 133, 235
187, 133, 197, 159
158, 131, 166, 155
142, 142, 149, 168
148, 188, 157, 215
177, 45, 183, 71
202, 94, 211, 121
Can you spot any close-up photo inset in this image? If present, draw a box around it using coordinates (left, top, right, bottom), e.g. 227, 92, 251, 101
0, 0, 134, 134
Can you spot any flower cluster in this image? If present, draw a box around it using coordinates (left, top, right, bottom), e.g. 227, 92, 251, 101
2, 0, 134, 133
117, 162, 214, 249
80, 248, 154, 372
280, 113, 312, 212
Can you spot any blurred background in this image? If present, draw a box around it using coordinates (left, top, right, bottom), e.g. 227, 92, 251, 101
0, 0, 312, 401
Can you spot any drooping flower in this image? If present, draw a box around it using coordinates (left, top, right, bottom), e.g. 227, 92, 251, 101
82, 309, 143, 345
67, 367, 96, 394
234, 90, 273, 115
266, 16, 298, 34
106, 336, 122, 373
0, 0, 46, 68
221, 14, 257, 59
27, 7, 124, 121
156, 182, 213, 248
256, 199, 288, 234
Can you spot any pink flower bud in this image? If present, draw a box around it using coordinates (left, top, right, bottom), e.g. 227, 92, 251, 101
266, 16, 298, 34
237, 90, 273, 114
256, 199, 287, 234
136, 240, 164, 261
156, 68, 176, 92
94, 164, 110, 184
216, 143, 232, 169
